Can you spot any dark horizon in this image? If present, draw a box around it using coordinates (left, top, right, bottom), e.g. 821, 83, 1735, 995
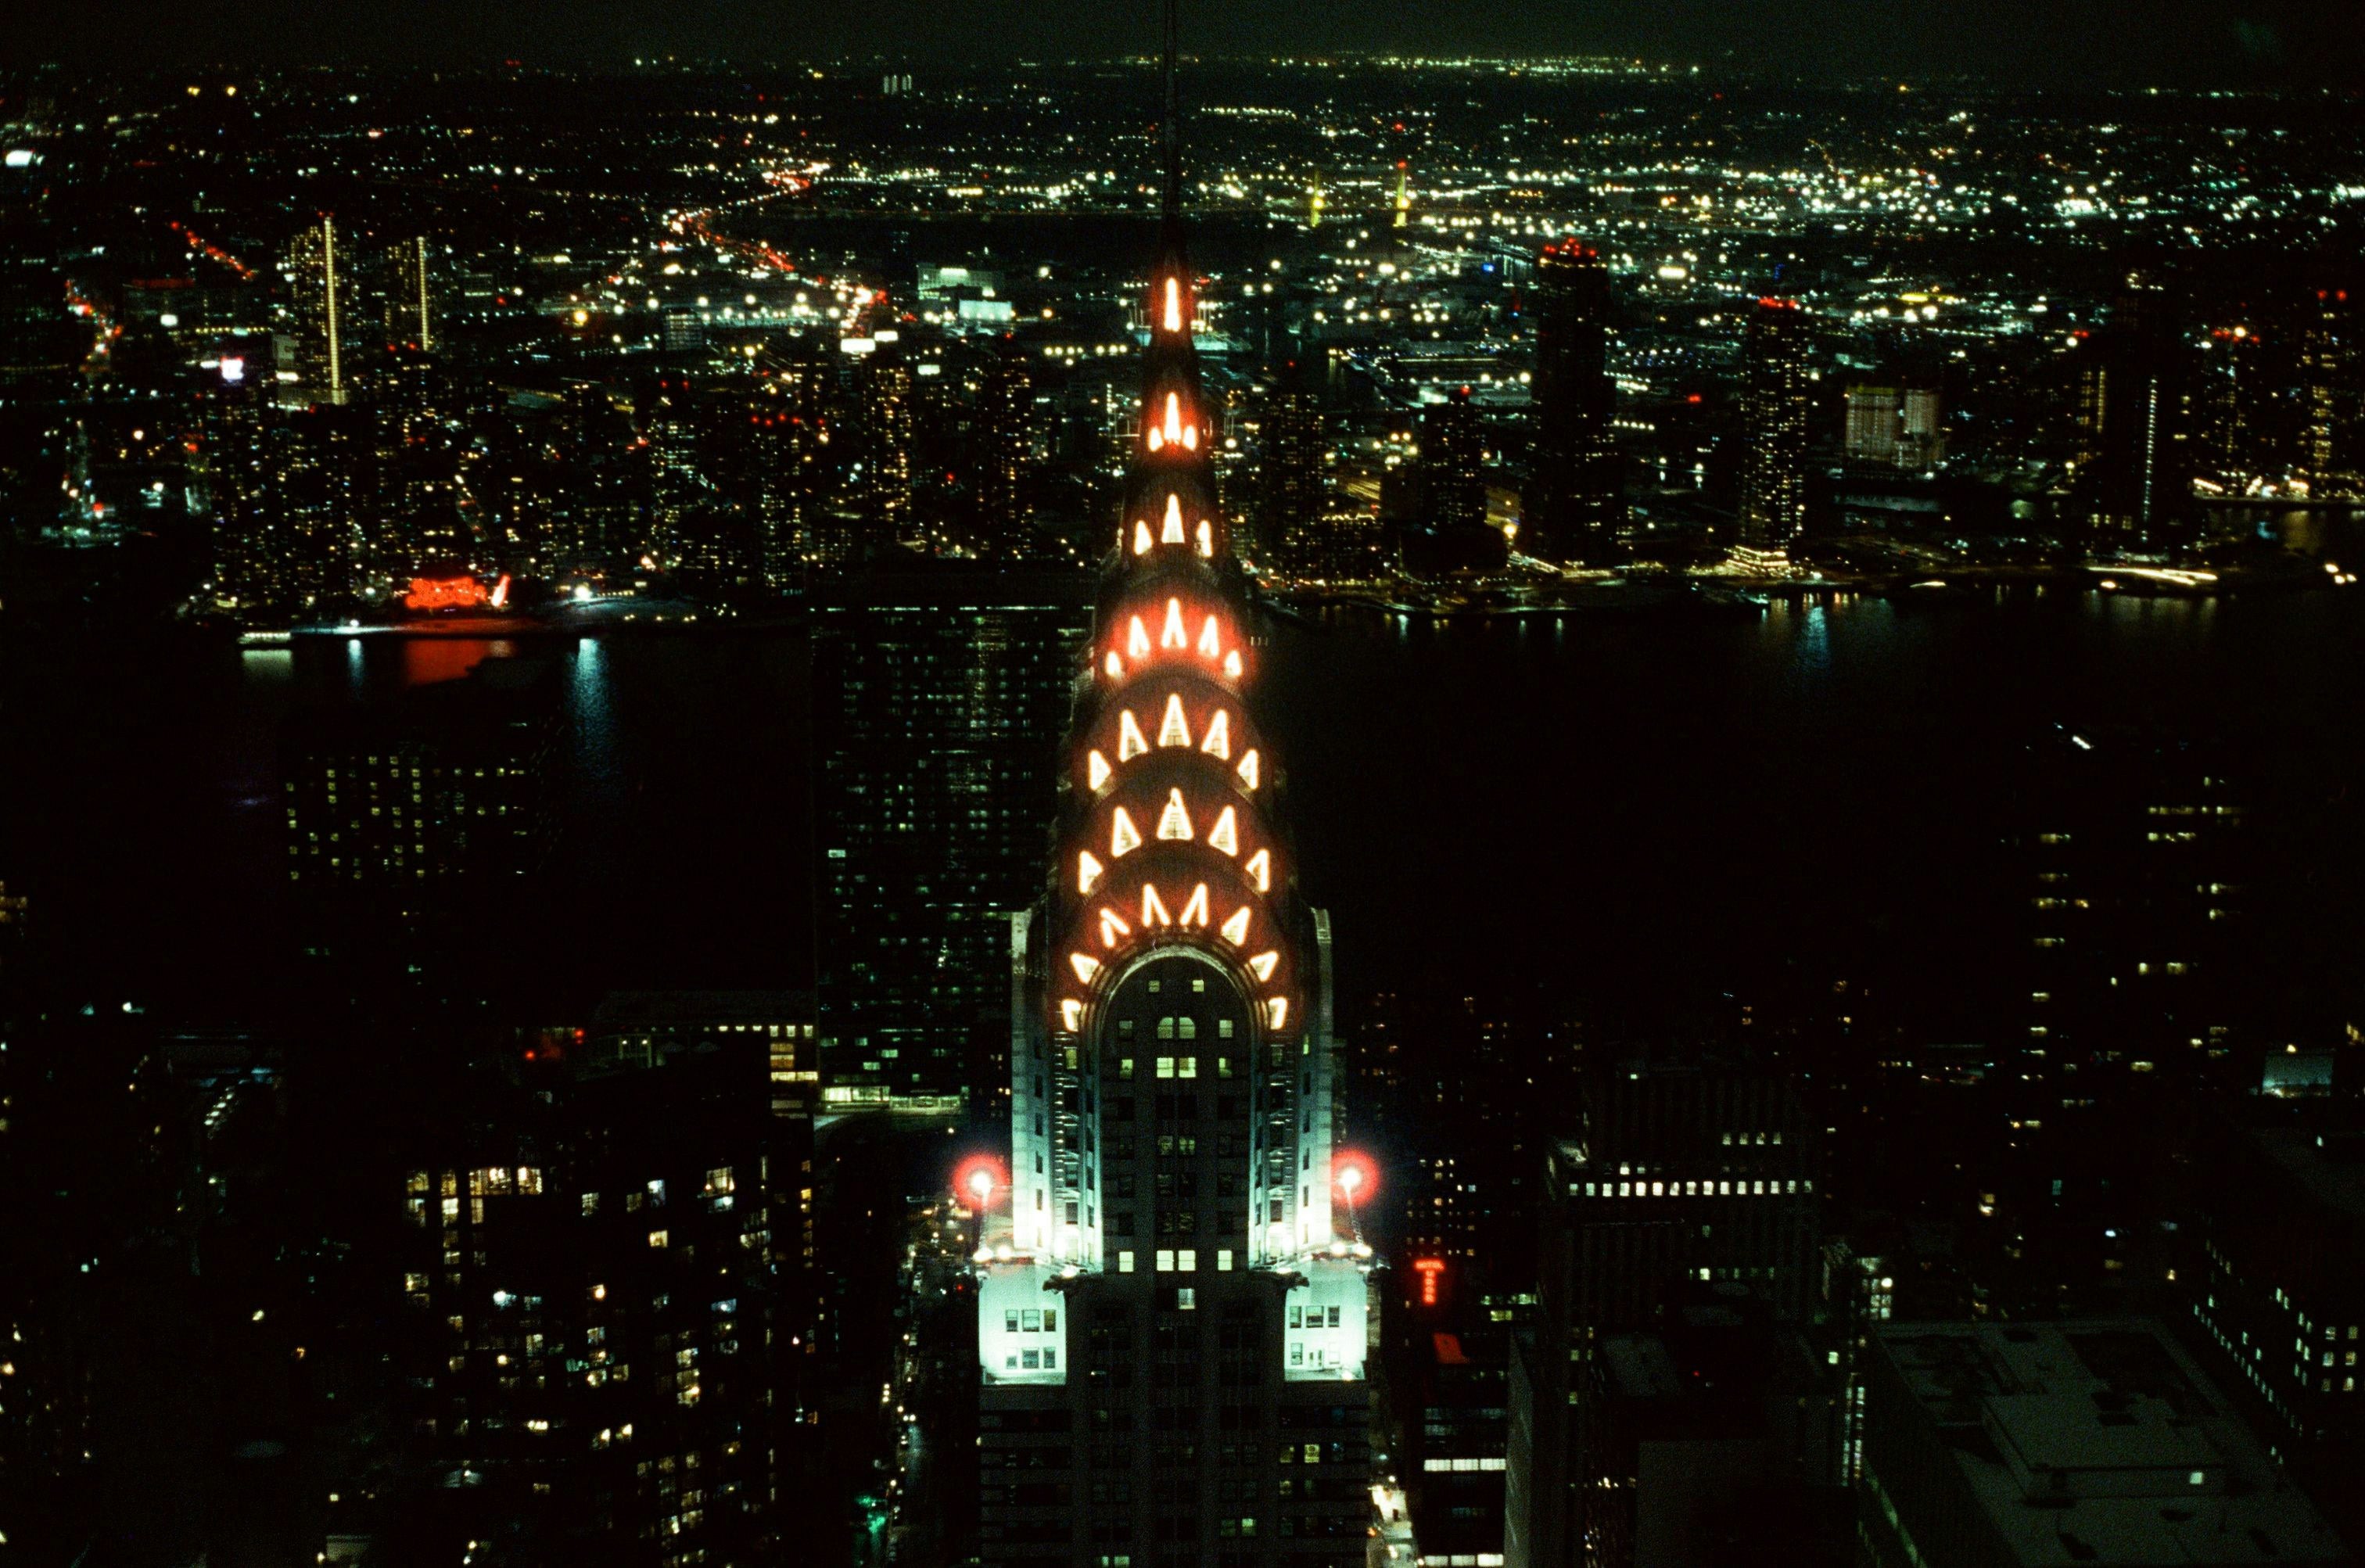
13, 0, 2365, 91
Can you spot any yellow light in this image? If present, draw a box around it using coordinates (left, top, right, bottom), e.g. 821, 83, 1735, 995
1141, 883, 1174, 926
1164, 393, 1183, 445
1111, 807, 1142, 858
1157, 788, 1194, 841
1222, 650, 1244, 680
1148, 422, 1164, 452
1118, 709, 1150, 761
1164, 276, 1183, 332
1196, 519, 1214, 558
1162, 493, 1186, 544
1060, 999, 1086, 1032
1200, 710, 1232, 761
1158, 693, 1191, 748
1179, 883, 1211, 927
1220, 906, 1252, 945
1099, 906, 1132, 947
1245, 848, 1271, 892
1078, 849, 1105, 895
1088, 750, 1113, 791
1134, 519, 1154, 554
1071, 953, 1102, 984
1266, 997, 1289, 1031
1161, 597, 1188, 650
1129, 615, 1151, 658
1236, 749, 1260, 791
1208, 805, 1239, 856
1104, 651, 1124, 678
1247, 951, 1279, 982
1197, 615, 1222, 658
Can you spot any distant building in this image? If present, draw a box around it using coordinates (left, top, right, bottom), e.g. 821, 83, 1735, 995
2302, 287, 2360, 500
972, 355, 1034, 552
1423, 388, 1488, 534
809, 566, 1091, 1107
393, 1034, 781, 1565
1506, 1064, 1818, 1568
1858, 1319, 2347, 1568
282, 215, 347, 407
382, 234, 438, 353
1845, 386, 1902, 465
1525, 239, 1624, 562
856, 347, 918, 551
2072, 271, 2193, 543
1733, 297, 1811, 569
1253, 365, 1328, 574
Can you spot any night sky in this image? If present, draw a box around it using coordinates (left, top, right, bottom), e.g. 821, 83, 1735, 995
16, 0, 2365, 88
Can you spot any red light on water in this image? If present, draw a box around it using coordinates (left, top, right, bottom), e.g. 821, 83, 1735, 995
953, 1154, 1008, 1215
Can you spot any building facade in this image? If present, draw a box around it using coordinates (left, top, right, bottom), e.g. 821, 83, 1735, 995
1734, 297, 1811, 569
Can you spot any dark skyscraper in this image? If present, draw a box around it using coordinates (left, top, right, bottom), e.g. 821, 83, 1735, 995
1525, 239, 1623, 563
811, 568, 1093, 1107
974, 353, 1035, 552
282, 214, 347, 407
1734, 296, 1811, 568
974, 23, 1373, 1565
382, 233, 438, 353
857, 346, 918, 551
2302, 286, 2360, 500
1423, 387, 1488, 533
2072, 270, 2193, 542
1253, 363, 1327, 574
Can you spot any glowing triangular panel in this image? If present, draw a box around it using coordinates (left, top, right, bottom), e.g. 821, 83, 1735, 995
1196, 520, 1214, 558
1219, 906, 1251, 945
1247, 951, 1279, 982
1197, 615, 1222, 658
1060, 999, 1085, 1032
1134, 520, 1154, 555
1162, 493, 1186, 545
1199, 710, 1231, 762
1087, 751, 1112, 791
1244, 848, 1271, 892
1128, 615, 1151, 658
1118, 709, 1150, 762
1158, 694, 1191, 748
1163, 276, 1182, 333
1236, 749, 1261, 791
1266, 996, 1289, 1031
1111, 808, 1142, 859
1208, 806, 1239, 856
1161, 597, 1188, 650
1078, 849, 1104, 895
1140, 884, 1173, 927
1179, 884, 1211, 928
1070, 953, 1101, 984
1099, 906, 1132, 948
1103, 651, 1123, 678
1156, 788, 1193, 841
1182, 422, 1197, 452
1222, 650, 1244, 680
1164, 393, 1182, 443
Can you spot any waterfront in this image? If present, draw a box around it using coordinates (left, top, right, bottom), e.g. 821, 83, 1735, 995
9, 580, 2364, 1028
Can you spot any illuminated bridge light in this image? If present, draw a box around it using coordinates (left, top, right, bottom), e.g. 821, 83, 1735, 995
1060, 999, 1085, 1032
1111, 807, 1142, 858
1208, 805, 1239, 856
1070, 953, 1102, 984
1078, 849, 1105, 895
1244, 848, 1271, 892
1219, 905, 1251, 945
1161, 597, 1188, 650
1118, 710, 1150, 761
1140, 884, 1173, 927
1099, 906, 1132, 947
1156, 788, 1194, 841
1162, 493, 1186, 544
1200, 710, 1231, 761
1236, 749, 1260, 791
1247, 950, 1279, 982
1087, 750, 1113, 791
1197, 615, 1222, 658
1133, 519, 1154, 555
1128, 615, 1151, 658
1179, 883, 1211, 928
1266, 996, 1290, 1031
1158, 694, 1192, 748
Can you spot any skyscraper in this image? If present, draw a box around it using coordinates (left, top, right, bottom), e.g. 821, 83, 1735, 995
1526, 239, 1623, 562
2072, 271, 2192, 542
857, 346, 918, 551
382, 233, 437, 353
282, 214, 346, 407
974, 20, 1373, 1564
974, 353, 1035, 553
2302, 286, 2360, 500
1423, 387, 1488, 533
1252, 364, 1326, 576
1733, 297, 1811, 569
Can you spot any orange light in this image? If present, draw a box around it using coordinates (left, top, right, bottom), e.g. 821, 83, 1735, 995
404, 576, 491, 612
1412, 1257, 1445, 1306
1163, 276, 1183, 333
953, 1154, 1009, 1215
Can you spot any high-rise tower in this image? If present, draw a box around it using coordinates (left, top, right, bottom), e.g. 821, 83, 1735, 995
1526, 239, 1623, 562
283, 215, 346, 407
1734, 296, 1811, 569
976, 12, 1373, 1563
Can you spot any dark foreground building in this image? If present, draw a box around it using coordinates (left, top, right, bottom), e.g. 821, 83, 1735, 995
972, 25, 1375, 1566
